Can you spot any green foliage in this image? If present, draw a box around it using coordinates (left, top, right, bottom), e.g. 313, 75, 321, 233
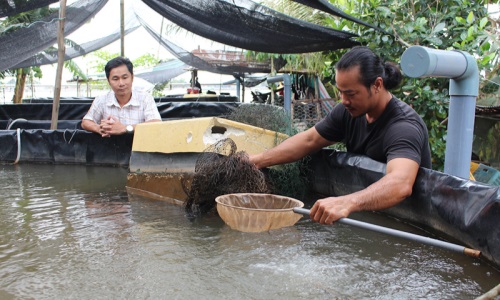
0, 6, 56, 35
152, 81, 169, 97
474, 120, 500, 168
88, 50, 120, 73
87, 51, 159, 75
31, 66, 42, 79
133, 53, 159, 68
64, 60, 87, 81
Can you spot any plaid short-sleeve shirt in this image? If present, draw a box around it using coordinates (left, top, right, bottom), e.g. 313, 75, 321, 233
83, 89, 161, 125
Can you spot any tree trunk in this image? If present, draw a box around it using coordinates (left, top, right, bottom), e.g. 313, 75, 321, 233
12, 69, 26, 104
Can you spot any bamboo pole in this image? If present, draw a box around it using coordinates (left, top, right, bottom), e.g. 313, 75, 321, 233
50, 0, 67, 130
120, 0, 125, 56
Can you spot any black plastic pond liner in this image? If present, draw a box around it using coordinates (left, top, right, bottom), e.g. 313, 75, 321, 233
0, 103, 92, 122
20, 95, 239, 104
0, 129, 133, 167
156, 102, 238, 120
0, 101, 240, 166
1, 120, 83, 130
307, 149, 500, 268
0, 102, 240, 127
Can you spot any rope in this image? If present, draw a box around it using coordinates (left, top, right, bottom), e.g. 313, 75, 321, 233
13, 128, 21, 164
7, 118, 27, 130
63, 129, 78, 144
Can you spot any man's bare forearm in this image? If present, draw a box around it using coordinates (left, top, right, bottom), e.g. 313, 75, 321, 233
251, 127, 332, 169
81, 119, 100, 134
310, 157, 419, 224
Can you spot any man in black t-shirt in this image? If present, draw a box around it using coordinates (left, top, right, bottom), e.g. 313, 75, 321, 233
250, 46, 431, 225
316, 95, 431, 169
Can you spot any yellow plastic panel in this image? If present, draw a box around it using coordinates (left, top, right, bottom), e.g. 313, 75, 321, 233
132, 117, 288, 155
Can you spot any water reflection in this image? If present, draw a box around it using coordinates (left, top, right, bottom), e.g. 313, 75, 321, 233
0, 164, 498, 299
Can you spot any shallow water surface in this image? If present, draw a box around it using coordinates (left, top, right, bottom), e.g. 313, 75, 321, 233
0, 164, 498, 299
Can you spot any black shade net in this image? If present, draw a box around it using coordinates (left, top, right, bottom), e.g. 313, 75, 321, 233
6, 1, 140, 69
134, 59, 188, 84
0, 0, 108, 72
0, 0, 370, 77
11, 25, 140, 69
136, 12, 286, 76
140, 0, 360, 54
0, 0, 59, 18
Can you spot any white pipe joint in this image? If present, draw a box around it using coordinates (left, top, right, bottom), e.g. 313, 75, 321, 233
401, 45, 479, 96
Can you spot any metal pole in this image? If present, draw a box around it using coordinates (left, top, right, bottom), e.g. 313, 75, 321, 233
242, 78, 245, 103
283, 74, 292, 118
401, 46, 479, 179
235, 80, 241, 101
51, 0, 67, 130
293, 208, 481, 258
267, 74, 292, 117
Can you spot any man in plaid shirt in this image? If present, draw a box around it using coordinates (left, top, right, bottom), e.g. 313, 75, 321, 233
82, 57, 161, 137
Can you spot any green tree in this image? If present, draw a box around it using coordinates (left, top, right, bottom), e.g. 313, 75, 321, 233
85, 50, 165, 95
89, 50, 159, 74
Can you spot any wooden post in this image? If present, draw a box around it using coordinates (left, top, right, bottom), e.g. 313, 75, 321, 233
50, 0, 67, 130
191, 69, 197, 90
120, 0, 125, 56
241, 77, 245, 102
270, 56, 275, 105
315, 75, 322, 119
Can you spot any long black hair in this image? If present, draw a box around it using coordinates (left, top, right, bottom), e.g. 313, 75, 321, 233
104, 56, 134, 80
335, 46, 402, 90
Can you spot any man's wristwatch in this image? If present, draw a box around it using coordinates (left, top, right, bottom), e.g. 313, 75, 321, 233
126, 124, 134, 133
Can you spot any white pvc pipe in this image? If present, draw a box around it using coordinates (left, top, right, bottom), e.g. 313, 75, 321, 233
401, 46, 479, 179
13, 128, 21, 164
293, 207, 480, 258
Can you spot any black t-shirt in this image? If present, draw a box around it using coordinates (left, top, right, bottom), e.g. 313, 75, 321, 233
315, 96, 432, 169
